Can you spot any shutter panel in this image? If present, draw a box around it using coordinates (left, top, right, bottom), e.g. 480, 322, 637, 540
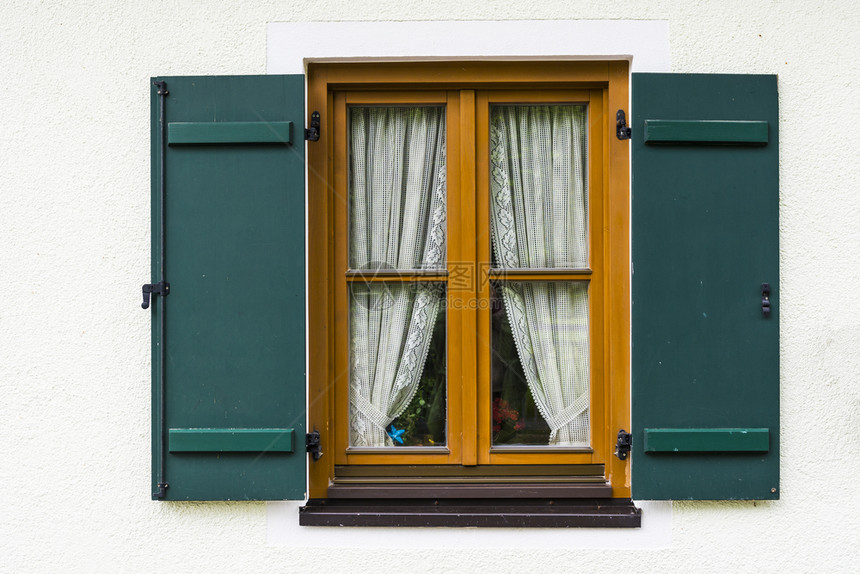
631, 74, 779, 500
149, 76, 306, 500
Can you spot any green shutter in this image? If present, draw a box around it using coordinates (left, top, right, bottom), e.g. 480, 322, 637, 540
149, 75, 306, 501
631, 74, 779, 500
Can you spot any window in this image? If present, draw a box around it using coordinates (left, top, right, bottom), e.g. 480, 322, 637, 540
306, 62, 631, 501
148, 67, 779, 511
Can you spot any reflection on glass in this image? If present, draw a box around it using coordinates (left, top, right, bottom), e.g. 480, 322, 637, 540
491, 281, 590, 447
389, 306, 446, 447
491, 284, 550, 445
349, 282, 446, 447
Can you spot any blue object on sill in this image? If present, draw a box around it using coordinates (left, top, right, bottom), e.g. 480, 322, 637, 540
387, 425, 405, 444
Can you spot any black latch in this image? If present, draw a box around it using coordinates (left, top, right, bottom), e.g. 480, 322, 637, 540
615, 429, 632, 460
616, 109, 632, 140
306, 430, 322, 460
305, 111, 321, 142
761, 282, 771, 317
142, 281, 170, 309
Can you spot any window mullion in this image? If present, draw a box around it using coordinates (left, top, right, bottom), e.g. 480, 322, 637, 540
453, 89, 479, 466
475, 90, 493, 465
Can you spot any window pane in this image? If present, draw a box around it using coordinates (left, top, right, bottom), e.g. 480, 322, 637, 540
489, 104, 588, 269
349, 282, 446, 447
491, 281, 589, 447
348, 106, 447, 272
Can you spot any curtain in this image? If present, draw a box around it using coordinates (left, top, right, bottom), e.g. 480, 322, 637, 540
348, 107, 446, 447
489, 105, 590, 446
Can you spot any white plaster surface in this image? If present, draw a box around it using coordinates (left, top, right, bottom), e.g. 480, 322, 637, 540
2, 1, 860, 572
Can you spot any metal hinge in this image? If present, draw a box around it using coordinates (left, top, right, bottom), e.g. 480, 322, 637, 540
616, 109, 632, 140
153, 482, 169, 499
306, 430, 322, 460
304, 111, 320, 142
615, 429, 632, 460
761, 282, 771, 317
141, 281, 170, 309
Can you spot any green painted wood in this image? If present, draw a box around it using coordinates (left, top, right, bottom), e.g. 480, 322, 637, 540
169, 429, 294, 452
151, 75, 306, 501
643, 428, 769, 452
643, 120, 768, 144
168, 121, 293, 145
632, 74, 779, 500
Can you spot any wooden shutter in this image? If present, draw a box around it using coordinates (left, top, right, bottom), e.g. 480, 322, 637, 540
631, 74, 779, 500
149, 76, 306, 500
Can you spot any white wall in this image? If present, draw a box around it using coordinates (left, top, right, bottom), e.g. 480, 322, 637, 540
2, 1, 859, 572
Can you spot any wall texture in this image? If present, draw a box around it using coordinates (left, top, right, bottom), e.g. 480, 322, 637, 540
2, 1, 859, 572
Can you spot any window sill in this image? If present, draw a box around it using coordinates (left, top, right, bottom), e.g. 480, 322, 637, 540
299, 497, 641, 527
300, 472, 642, 527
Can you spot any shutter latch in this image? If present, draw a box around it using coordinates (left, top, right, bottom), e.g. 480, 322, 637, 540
761, 282, 771, 317
306, 430, 323, 460
304, 111, 321, 142
141, 281, 170, 309
616, 109, 632, 140
615, 429, 632, 460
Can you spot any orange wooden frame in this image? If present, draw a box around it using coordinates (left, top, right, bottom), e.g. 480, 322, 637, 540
307, 61, 631, 498
475, 89, 606, 467
332, 91, 463, 467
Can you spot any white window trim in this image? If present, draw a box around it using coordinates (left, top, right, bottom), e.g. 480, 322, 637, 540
266, 19, 671, 548
267, 20, 670, 74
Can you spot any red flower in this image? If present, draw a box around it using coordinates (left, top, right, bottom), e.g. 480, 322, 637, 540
492, 398, 520, 428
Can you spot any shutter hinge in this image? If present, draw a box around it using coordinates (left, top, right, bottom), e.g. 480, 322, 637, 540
141, 281, 170, 309
616, 109, 632, 140
614, 429, 632, 460
306, 430, 323, 460
761, 282, 771, 317
153, 482, 169, 499
304, 111, 321, 142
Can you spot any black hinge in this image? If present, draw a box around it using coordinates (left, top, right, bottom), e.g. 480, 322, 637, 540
306, 430, 322, 460
141, 281, 170, 309
614, 429, 632, 460
153, 482, 169, 499
616, 109, 632, 140
305, 111, 321, 142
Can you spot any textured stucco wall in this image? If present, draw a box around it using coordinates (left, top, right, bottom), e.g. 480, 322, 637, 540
2, 1, 859, 572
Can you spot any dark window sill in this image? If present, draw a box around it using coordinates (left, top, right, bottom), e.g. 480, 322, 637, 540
299, 497, 641, 528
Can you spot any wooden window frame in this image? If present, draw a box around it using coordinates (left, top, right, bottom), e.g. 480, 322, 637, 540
308, 61, 631, 499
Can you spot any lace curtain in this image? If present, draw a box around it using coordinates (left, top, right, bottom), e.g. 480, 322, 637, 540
348, 107, 447, 447
489, 105, 591, 446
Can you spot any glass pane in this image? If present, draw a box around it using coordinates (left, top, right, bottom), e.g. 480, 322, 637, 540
348, 106, 447, 272
349, 282, 446, 447
489, 104, 588, 269
491, 281, 589, 447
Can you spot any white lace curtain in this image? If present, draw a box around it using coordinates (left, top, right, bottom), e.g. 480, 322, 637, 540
348, 107, 447, 447
489, 105, 591, 446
